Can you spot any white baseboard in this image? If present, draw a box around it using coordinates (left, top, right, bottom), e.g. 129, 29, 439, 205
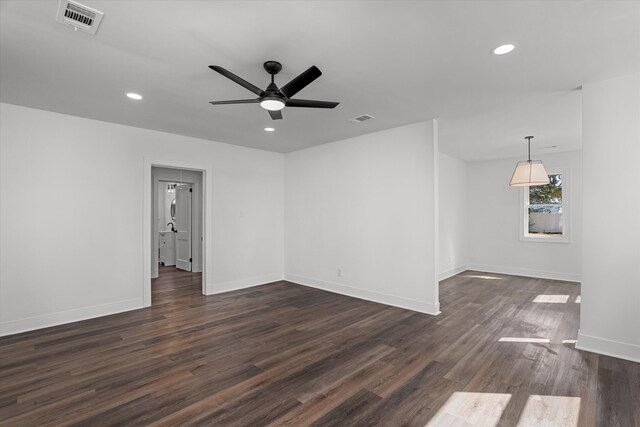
206, 273, 284, 295
0, 297, 143, 337
576, 331, 640, 364
439, 265, 468, 281
285, 273, 440, 316
467, 263, 581, 283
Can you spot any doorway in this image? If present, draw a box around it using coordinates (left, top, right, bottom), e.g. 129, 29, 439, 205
158, 182, 193, 272
148, 165, 206, 306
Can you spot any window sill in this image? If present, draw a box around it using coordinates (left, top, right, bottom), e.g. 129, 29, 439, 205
521, 235, 571, 244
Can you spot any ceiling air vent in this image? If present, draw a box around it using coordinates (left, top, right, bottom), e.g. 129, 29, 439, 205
56, 0, 104, 35
350, 114, 375, 123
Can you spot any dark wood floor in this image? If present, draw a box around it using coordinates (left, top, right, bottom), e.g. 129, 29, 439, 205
0, 267, 638, 426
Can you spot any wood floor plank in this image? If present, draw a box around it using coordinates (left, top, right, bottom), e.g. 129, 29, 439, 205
0, 266, 638, 426
310, 389, 382, 427
266, 362, 397, 427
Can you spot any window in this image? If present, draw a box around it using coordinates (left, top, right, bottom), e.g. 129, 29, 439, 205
522, 172, 569, 242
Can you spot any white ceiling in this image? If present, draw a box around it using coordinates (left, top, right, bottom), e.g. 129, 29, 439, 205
1, 1, 638, 160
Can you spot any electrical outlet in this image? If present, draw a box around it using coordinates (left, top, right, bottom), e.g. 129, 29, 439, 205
337, 268, 342, 277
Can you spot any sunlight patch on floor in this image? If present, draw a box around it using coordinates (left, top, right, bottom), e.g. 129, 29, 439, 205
575, 295, 581, 303
517, 395, 581, 427
562, 339, 577, 344
533, 295, 570, 303
499, 337, 551, 343
425, 392, 511, 427
462, 274, 503, 280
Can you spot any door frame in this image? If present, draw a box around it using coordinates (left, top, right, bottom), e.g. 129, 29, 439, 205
143, 158, 212, 307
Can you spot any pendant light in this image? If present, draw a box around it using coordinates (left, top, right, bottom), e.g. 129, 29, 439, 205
509, 136, 550, 187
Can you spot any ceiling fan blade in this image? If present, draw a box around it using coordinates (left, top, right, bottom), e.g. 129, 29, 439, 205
209, 65, 264, 96
280, 66, 322, 99
209, 99, 260, 105
268, 110, 283, 120
286, 99, 339, 109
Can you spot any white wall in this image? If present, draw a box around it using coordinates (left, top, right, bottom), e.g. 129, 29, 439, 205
438, 153, 469, 280
0, 103, 284, 336
284, 121, 440, 314
578, 73, 640, 363
467, 150, 583, 282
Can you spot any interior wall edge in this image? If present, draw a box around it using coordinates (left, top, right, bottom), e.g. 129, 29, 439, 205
0, 297, 144, 337
439, 265, 468, 281
205, 273, 285, 295
466, 263, 581, 283
285, 273, 441, 316
576, 331, 640, 364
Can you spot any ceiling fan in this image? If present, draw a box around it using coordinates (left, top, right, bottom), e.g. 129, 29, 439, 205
208, 61, 339, 120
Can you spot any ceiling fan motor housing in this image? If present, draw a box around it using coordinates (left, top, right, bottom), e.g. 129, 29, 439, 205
265, 82, 281, 95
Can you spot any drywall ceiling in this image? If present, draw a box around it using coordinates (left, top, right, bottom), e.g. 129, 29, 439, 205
0, 1, 638, 160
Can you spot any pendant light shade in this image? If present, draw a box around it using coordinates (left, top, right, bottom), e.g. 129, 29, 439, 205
510, 160, 550, 186
509, 136, 550, 187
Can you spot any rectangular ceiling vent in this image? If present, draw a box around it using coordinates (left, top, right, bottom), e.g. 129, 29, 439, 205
350, 114, 375, 123
56, 0, 104, 35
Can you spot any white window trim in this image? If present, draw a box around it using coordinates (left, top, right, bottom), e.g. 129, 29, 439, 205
520, 167, 571, 244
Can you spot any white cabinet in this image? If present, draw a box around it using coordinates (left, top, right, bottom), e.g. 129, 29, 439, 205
159, 231, 176, 266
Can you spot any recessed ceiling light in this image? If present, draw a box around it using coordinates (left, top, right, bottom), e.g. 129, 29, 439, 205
264, 127, 275, 132
126, 92, 143, 100
492, 44, 515, 55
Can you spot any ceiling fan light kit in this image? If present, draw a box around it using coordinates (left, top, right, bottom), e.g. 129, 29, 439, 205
260, 97, 285, 111
208, 60, 339, 120
509, 136, 551, 187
